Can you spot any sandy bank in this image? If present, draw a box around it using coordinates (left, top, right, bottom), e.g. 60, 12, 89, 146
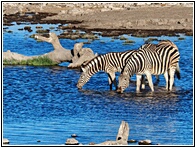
3, 2, 193, 36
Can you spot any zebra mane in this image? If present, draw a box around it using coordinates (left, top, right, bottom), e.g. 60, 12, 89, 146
81, 54, 100, 68
81, 49, 137, 71
81, 51, 126, 68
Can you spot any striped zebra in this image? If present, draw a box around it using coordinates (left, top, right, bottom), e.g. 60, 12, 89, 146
117, 40, 180, 93
137, 43, 160, 89
139, 41, 180, 89
77, 50, 138, 90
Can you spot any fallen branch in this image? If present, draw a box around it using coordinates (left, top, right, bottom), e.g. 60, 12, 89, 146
3, 32, 97, 67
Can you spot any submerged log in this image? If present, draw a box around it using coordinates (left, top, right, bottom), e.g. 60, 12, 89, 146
3, 32, 96, 67
97, 121, 129, 145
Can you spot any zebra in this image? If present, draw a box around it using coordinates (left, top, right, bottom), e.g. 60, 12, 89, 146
137, 42, 159, 89
141, 40, 181, 88
117, 40, 180, 93
77, 50, 138, 90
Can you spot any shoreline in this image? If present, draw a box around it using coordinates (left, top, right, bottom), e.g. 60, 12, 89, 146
3, 2, 193, 36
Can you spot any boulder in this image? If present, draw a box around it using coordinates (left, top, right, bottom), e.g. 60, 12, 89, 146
3, 138, 9, 144
65, 138, 79, 145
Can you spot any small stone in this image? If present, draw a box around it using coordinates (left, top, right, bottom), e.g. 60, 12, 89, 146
27, 15, 33, 19
36, 29, 50, 33
24, 26, 31, 30
36, 26, 43, 29
3, 138, 9, 144
128, 139, 137, 143
65, 138, 79, 145
89, 142, 96, 145
138, 139, 152, 145
18, 28, 23, 31
71, 134, 77, 138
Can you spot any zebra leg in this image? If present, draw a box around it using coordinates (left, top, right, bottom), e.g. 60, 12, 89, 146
108, 74, 113, 90
136, 75, 142, 93
164, 71, 169, 90
113, 77, 118, 90
169, 68, 175, 91
141, 75, 146, 89
145, 72, 154, 92
108, 73, 116, 90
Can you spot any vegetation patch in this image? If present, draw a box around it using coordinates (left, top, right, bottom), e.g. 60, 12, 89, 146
123, 40, 135, 45
119, 36, 128, 40
3, 56, 57, 66
178, 37, 185, 40
145, 38, 159, 43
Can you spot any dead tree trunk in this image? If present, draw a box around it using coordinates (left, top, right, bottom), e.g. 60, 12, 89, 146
3, 32, 97, 67
97, 121, 129, 145
34, 32, 73, 63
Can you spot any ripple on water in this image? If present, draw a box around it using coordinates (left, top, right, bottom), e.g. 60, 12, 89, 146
3, 31, 193, 145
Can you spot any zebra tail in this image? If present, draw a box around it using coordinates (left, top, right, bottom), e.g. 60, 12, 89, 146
175, 63, 181, 79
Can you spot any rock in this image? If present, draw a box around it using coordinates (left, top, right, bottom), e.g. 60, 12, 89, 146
24, 26, 31, 31
36, 26, 43, 29
36, 29, 50, 33
65, 138, 79, 145
89, 142, 96, 145
138, 139, 152, 145
27, 15, 33, 19
71, 134, 77, 138
3, 138, 9, 144
18, 28, 23, 31
128, 139, 137, 143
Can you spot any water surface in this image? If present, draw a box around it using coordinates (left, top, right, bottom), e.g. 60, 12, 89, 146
3, 23, 193, 145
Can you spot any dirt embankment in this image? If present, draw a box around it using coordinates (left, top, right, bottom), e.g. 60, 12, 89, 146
3, 3, 193, 36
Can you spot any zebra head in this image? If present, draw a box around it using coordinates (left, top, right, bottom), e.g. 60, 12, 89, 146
117, 73, 130, 93
77, 65, 89, 89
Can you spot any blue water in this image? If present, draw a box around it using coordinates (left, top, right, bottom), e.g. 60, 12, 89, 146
3, 23, 193, 145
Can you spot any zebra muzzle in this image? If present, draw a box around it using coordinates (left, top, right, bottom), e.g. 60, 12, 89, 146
76, 84, 82, 89
116, 87, 123, 93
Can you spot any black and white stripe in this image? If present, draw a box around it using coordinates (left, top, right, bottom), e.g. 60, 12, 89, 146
77, 50, 136, 90
117, 40, 180, 93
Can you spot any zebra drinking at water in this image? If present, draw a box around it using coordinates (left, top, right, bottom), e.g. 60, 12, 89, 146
77, 50, 137, 90
117, 40, 180, 93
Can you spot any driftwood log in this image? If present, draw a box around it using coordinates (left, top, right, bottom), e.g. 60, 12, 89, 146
97, 121, 129, 145
3, 32, 97, 68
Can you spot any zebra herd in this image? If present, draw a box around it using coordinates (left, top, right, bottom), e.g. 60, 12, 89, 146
77, 40, 180, 93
